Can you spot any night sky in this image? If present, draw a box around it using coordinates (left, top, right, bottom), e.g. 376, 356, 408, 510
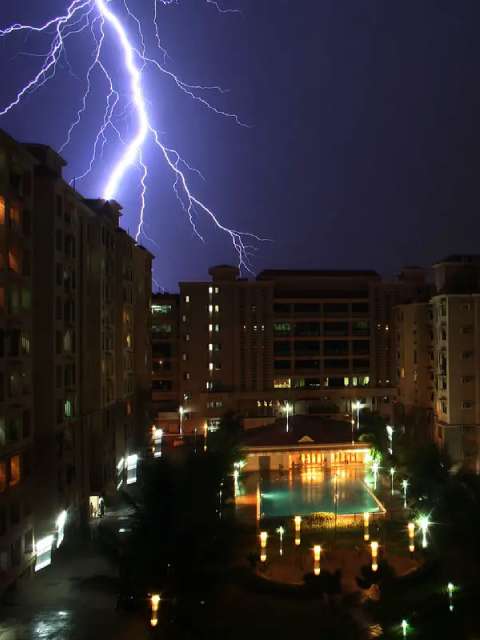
2, 0, 480, 290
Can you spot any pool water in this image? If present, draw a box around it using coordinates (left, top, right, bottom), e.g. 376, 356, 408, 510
247, 469, 380, 518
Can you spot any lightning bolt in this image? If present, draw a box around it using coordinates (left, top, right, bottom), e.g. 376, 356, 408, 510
0, 0, 268, 274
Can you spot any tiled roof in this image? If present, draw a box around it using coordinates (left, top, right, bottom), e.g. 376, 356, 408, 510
242, 416, 353, 447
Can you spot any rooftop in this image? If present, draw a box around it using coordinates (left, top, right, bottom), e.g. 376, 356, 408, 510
242, 416, 356, 448
257, 269, 380, 280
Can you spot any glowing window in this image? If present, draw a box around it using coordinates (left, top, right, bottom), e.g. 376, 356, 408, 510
185, 295, 190, 303
209, 362, 214, 371
9, 455, 20, 486
64, 399, 73, 418
0, 197, 5, 224
214, 305, 219, 313
273, 377, 291, 389
208, 287, 213, 294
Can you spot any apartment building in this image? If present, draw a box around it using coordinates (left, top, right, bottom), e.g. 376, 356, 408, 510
0, 129, 152, 592
396, 256, 480, 470
154, 264, 427, 434
0, 130, 36, 592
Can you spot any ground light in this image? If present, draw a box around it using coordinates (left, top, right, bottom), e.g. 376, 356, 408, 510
417, 514, 430, 548
294, 515, 301, 546
150, 594, 160, 628
260, 531, 268, 562
363, 511, 370, 541
313, 545, 321, 576
407, 522, 415, 553
401, 619, 409, 637
370, 541, 379, 572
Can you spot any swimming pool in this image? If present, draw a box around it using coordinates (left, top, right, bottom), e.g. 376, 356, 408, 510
244, 469, 381, 518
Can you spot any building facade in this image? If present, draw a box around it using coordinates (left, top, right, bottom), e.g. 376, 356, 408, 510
0, 130, 152, 592
396, 256, 480, 470
153, 265, 427, 435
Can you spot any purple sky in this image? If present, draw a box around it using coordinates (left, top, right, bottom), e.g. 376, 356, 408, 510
2, 0, 480, 290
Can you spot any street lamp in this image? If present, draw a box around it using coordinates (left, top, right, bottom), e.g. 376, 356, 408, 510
294, 515, 301, 546
370, 540, 379, 572
386, 425, 394, 455
276, 526, 285, 556
283, 401, 293, 433
363, 511, 370, 541
150, 594, 161, 628
401, 479, 409, 508
390, 467, 395, 495
353, 400, 365, 430
407, 521, 415, 553
417, 514, 430, 549
178, 405, 184, 437
447, 582, 455, 611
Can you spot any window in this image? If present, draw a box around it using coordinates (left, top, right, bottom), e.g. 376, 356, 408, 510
64, 399, 73, 418
9, 456, 20, 486
273, 377, 291, 389
184, 372, 191, 380
462, 401, 474, 409
462, 303, 472, 312
182, 353, 187, 361
152, 304, 172, 315
273, 322, 291, 336
0, 196, 5, 224
208, 287, 213, 294
22, 411, 31, 438
462, 375, 474, 383
461, 326, 473, 334
214, 305, 219, 313
209, 362, 214, 371
462, 351, 474, 359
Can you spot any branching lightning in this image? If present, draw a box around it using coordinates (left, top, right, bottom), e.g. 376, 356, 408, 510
0, 0, 267, 273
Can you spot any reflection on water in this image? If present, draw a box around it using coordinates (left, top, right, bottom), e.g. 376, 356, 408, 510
238, 466, 380, 519
0, 611, 71, 640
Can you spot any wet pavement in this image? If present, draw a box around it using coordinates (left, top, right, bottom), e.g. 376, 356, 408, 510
0, 503, 150, 640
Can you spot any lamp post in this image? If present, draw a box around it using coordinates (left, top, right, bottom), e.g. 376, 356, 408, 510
401, 479, 409, 508
260, 531, 268, 563
417, 514, 430, 549
386, 425, 394, 455
150, 594, 161, 628
447, 582, 455, 612
390, 467, 395, 495
276, 526, 285, 556
353, 400, 364, 431
363, 511, 370, 541
283, 401, 293, 433
178, 405, 184, 437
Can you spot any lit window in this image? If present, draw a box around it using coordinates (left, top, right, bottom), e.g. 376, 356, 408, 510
152, 304, 172, 315
215, 324, 220, 332
208, 305, 213, 313
185, 334, 190, 342
182, 315, 187, 322
0, 197, 5, 224
214, 305, 219, 313
9, 455, 20, 486
185, 295, 190, 303
64, 399, 73, 418
182, 353, 187, 361
208, 343, 213, 351
184, 372, 191, 380
209, 362, 214, 371
273, 377, 291, 389
208, 287, 213, 294
352, 377, 358, 386
208, 324, 213, 332
214, 287, 219, 294
344, 377, 349, 387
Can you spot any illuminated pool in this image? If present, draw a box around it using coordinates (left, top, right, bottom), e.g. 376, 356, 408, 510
240, 468, 381, 519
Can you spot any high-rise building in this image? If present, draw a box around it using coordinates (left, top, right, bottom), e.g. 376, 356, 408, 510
0, 130, 36, 591
0, 129, 152, 592
396, 256, 480, 470
153, 265, 427, 435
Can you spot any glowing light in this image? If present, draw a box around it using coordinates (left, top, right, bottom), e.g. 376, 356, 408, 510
370, 540, 379, 572
402, 479, 409, 508
260, 530, 268, 563
294, 515, 301, 546
313, 544, 321, 576
0, 1, 267, 272
150, 593, 160, 627
447, 582, 455, 611
363, 511, 370, 541
282, 402, 293, 433
407, 521, 415, 553
390, 467, 395, 495
56, 510, 68, 548
417, 514, 430, 548
35, 535, 54, 572
386, 424, 394, 454
401, 619, 409, 637
353, 400, 365, 430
